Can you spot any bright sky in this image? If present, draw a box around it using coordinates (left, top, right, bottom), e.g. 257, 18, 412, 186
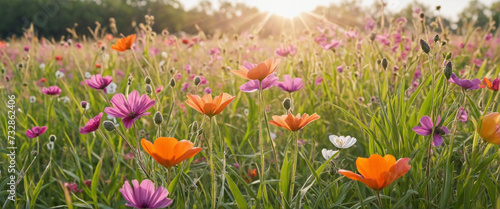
180, 0, 496, 21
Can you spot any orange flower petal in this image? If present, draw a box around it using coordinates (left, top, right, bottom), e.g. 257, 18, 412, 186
154, 137, 178, 162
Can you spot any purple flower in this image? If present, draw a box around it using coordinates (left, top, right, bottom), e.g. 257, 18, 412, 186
457, 107, 468, 122
104, 91, 155, 129
204, 87, 212, 94
182, 82, 190, 92
240, 73, 278, 93
448, 73, 481, 90
364, 17, 376, 31
80, 112, 103, 134
25, 126, 47, 139
41, 86, 62, 96
344, 31, 358, 39
234, 163, 240, 169
413, 115, 449, 146
119, 179, 173, 209
336, 66, 343, 73
276, 75, 304, 93
86, 74, 113, 91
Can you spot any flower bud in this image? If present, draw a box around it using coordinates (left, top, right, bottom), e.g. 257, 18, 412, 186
49, 134, 57, 142
444, 61, 453, 80
169, 78, 176, 88
47, 142, 54, 150
433, 34, 440, 43
103, 121, 116, 131
194, 76, 201, 86
154, 111, 163, 125
370, 33, 376, 41
478, 112, 500, 145
145, 84, 152, 95
169, 68, 175, 74
191, 121, 198, 133
282, 98, 291, 111
80, 101, 89, 109
420, 39, 430, 54
31, 150, 38, 157
381, 58, 388, 70
145, 77, 152, 84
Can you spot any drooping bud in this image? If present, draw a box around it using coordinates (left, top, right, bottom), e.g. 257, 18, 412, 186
194, 76, 201, 86
370, 33, 376, 41
31, 150, 38, 157
145, 77, 152, 84
145, 84, 152, 95
49, 134, 57, 142
420, 39, 430, 54
444, 61, 453, 80
381, 58, 388, 70
282, 98, 291, 111
103, 121, 116, 131
169, 68, 175, 74
47, 142, 54, 150
154, 111, 163, 125
80, 101, 89, 109
169, 78, 176, 88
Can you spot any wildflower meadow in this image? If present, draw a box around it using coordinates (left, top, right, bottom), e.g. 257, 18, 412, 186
1, 1, 500, 208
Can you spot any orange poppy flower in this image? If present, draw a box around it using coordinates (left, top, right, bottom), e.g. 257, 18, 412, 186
269, 113, 320, 132
478, 112, 500, 145
186, 93, 235, 117
480, 78, 499, 91
141, 137, 202, 168
54, 55, 63, 61
111, 34, 136, 52
105, 34, 114, 41
338, 154, 411, 191
232, 57, 281, 81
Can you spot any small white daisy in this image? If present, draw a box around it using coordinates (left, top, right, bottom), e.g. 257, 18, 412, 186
329, 135, 357, 149
321, 149, 339, 160
29, 96, 36, 103
55, 70, 64, 79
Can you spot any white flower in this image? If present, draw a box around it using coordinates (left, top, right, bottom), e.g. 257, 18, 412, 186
321, 149, 339, 160
161, 51, 168, 58
39, 63, 46, 70
270, 132, 276, 140
159, 60, 165, 67
244, 109, 249, 116
329, 135, 357, 149
47, 142, 54, 150
59, 96, 70, 103
29, 96, 36, 103
85, 72, 92, 78
55, 70, 64, 79
102, 53, 109, 61
105, 82, 117, 94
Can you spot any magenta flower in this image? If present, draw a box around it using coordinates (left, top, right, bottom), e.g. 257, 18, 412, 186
275, 44, 297, 57
315, 76, 323, 85
80, 112, 103, 134
240, 73, 278, 93
321, 39, 342, 50
413, 115, 449, 146
448, 73, 481, 90
204, 87, 212, 94
41, 86, 62, 96
104, 91, 155, 129
86, 74, 113, 91
119, 179, 173, 209
337, 66, 343, 73
457, 107, 468, 123
25, 126, 47, 139
276, 74, 304, 93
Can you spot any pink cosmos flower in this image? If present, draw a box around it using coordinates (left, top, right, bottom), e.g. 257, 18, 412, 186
80, 113, 103, 134
41, 86, 62, 96
315, 76, 323, 85
240, 73, 278, 93
364, 17, 376, 31
457, 107, 468, 122
25, 126, 47, 138
104, 91, 155, 129
276, 74, 304, 93
321, 39, 342, 50
86, 74, 113, 91
120, 179, 173, 209
204, 87, 212, 94
275, 44, 297, 57
448, 73, 481, 90
413, 115, 449, 146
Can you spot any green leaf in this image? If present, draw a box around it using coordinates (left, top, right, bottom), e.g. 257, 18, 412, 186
225, 174, 249, 209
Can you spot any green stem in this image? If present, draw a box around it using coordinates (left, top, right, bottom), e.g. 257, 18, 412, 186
208, 116, 216, 209
376, 191, 383, 209
258, 88, 267, 203
289, 131, 299, 200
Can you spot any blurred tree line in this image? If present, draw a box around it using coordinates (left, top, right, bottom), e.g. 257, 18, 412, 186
0, 0, 499, 39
